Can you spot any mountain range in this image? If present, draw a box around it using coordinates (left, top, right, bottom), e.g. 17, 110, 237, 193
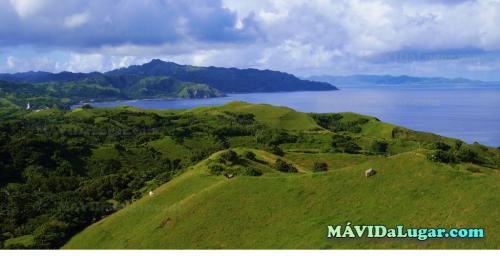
0, 60, 336, 111
0, 60, 336, 93
308, 74, 499, 87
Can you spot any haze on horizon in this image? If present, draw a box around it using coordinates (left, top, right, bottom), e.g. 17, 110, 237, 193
1, 0, 500, 81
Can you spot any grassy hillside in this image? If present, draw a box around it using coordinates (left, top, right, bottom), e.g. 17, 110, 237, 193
189, 101, 321, 131
59, 102, 499, 249
1, 101, 498, 249
64, 148, 499, 249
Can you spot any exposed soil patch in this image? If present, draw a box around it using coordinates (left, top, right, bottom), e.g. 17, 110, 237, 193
158, 218, 173, 228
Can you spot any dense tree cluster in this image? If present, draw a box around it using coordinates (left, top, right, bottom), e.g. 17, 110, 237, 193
331, 134, 361, 154
0, 108, 272, 248
427, 141, 481, 164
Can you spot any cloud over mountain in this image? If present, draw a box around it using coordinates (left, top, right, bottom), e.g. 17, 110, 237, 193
1, 0, 500, 80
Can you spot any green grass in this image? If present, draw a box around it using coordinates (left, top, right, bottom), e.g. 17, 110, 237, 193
3, 235, 35, 249
285, 152, 383, 171
5, 101, 498, 249
31, 101, 495, 249
64, 148, 500, 249
148, 136, 191, 161
191, 101, 322, 131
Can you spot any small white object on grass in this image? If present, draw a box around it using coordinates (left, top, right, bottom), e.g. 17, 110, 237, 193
149, 190, 154, 197
365, 168, 376, 178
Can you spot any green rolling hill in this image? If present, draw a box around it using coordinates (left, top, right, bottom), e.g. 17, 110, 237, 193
58, 102, 500, 249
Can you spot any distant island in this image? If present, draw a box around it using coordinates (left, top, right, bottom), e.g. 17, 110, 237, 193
0, 59, 337, 111
308, 74, 499, 87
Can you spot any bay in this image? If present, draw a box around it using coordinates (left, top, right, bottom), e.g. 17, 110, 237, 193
89, 86, 500, 147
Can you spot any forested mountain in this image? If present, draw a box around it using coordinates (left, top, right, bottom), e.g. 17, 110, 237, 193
0, 59, 337, 106
105, 59, 337, 93
0, 60, 336, 112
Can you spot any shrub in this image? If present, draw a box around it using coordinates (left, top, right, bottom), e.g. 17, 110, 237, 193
274, 159, 298, 173
427, 150, 457, 163
114, 189, 133, 203
218, 150, 239, 164
32, 220, 70, 249
256, 129, 297, 145
313, 162, 328, 172
208, 163, 224, 175
224, 166, 242, 176
243, 150, 256, 160
154, 171, 172, 184
432, 142, 451, 151
331, 134, 361, 154
457, 147, 479, 163
371, 140, 388, 154
428, 142, 479, 164
268, 145, 284, 156
243, 167, 262, 176
346, 141, 362, 154
113, 143, 126, 153
233, 113, 255, 125
91, 158, 122, 176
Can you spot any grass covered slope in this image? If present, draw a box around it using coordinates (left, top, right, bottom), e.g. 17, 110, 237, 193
188, 101, 321, 131
64, 149, 499, 249
63, 103, 500, 249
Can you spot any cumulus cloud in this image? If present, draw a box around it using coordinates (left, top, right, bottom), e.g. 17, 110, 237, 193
0, 0, 260, 47
221, 0, 500, 79
1, 0, 500, 80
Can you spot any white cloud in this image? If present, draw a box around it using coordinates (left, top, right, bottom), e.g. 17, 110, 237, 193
6, 56, 16, 69
227, 0, 500, 54
191, 50, 218, 66
65, 53, 104, 72
1, 54, 59, 72
9, 0, 47, 18
64, 12, 89, 28
219, 0, 500, 79
109, 56, 142, 70
2, 0, 500, 79
478, 0, 500, 50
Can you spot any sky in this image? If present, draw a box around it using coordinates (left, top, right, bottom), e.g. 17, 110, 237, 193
1, 0, 500, 80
